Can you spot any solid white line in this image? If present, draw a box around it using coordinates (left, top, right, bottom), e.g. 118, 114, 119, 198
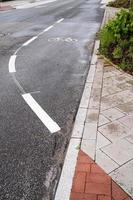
22, 93, 61, 133
23, 36, 38, 46
43, 25, 53, 32
9, 55, 17, 73
56, 18, 64, 23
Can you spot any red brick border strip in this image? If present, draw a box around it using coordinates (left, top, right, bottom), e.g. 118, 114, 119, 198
70, 150, 133, 200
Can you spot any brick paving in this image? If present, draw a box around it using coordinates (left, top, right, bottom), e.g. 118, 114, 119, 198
70, 150, 133, 200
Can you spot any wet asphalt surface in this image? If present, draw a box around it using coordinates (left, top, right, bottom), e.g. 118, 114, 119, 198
0, 0, 104, 199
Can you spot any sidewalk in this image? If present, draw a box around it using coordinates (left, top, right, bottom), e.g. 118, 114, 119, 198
55, 41, 133, 200
0, 0, 57, 11
55, 6, 133, 200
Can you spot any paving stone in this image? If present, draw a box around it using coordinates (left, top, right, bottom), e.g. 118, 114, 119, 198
112, 180, 128, 200
102, 108, 125, 121
98, 121, 130, 142
96, 149, 119, 173
125, 135, 133, 144
110, 160, 133, 198
101, 140, 133, 165
72, 172, 86, 193
118, 114, 133, 129
85, 182, 111, 195
86, 65, 96, 83
81, 140, 96, 160
72, 123, 84, 138
96, 132, 111, 149
76, 163, 91, 172
98, 114, 110, 126
101, 90, 133, 111
86, 172, 111, 184
89, 87, 101, 109
91, 163, 105, 174
102, 85, 122, 97
98, 195, 111, 200
83, 123, 97, 140
75, 107, 87, 125
77, 153, 94, 164
79, 84, 92, 108
86, 109, 99, 124
70, 192, 97, 200
117, 102, 133, 115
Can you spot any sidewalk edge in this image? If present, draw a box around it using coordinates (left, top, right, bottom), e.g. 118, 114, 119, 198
54, 40, 100, 200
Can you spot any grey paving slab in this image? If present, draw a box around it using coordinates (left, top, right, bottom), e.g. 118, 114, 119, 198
72, 123, 84, 138
81, 139, 96, 160
96, 149, 119, 173
98, 121, 130, 142
125, 135, 133, 144
101, 140, 133, 165
83, 123, 97, 140
79, 83, 92, 109
118, 114, 133, 129
96, 131, 111, 149
86, 108, 99, 124
110, 160, 133, 198
98, 114, 110, 127
101, 90, 133, 111
117, 102, 133, 115
102, 108, 125, 121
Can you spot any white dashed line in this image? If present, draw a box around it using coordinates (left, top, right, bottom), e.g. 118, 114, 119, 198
23, 36, 38, 46
22, 93, 61, 133
56, 18, 64, 23
9, 55, 17, 73
43, 25, 54, 32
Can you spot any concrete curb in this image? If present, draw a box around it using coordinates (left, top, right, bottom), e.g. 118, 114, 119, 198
54, 40, 100, 200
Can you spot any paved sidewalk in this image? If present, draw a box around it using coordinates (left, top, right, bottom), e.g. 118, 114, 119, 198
70, 55, 133, 199
0, 0, 57, 10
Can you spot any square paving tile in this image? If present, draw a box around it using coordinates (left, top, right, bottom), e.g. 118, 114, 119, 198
101, 140, 133, 165
110, 160, 133, 198
96, 149, 119, 173
98, 121, 130, 142
102, 108, 125, 121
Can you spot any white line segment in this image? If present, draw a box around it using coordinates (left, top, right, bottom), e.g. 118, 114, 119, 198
9, 55, 17, 73
56, 18, 64, 23
22, 93, 61, 133
23, 36, 38, 46
43, 25, 54, 32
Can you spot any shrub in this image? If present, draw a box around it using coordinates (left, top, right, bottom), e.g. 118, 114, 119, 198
108, 0, 130, 8
99, 9, 133, 74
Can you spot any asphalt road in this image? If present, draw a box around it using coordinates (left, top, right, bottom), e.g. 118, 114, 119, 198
0, 0, 104, 199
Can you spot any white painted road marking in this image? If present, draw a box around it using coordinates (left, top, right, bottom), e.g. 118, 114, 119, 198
9, 55, 17, 73
56, 18, 64, 23
22, 93, 61, 133
23, 36, 38, 46
43, 25, 53, 32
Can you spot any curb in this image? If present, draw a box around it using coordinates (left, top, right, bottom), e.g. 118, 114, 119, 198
54, 40, 100, 200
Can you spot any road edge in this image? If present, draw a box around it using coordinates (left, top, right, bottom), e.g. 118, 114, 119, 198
54, 40, 100, 200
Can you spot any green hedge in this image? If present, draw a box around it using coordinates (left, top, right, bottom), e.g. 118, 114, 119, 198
99, 9, 133, 74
